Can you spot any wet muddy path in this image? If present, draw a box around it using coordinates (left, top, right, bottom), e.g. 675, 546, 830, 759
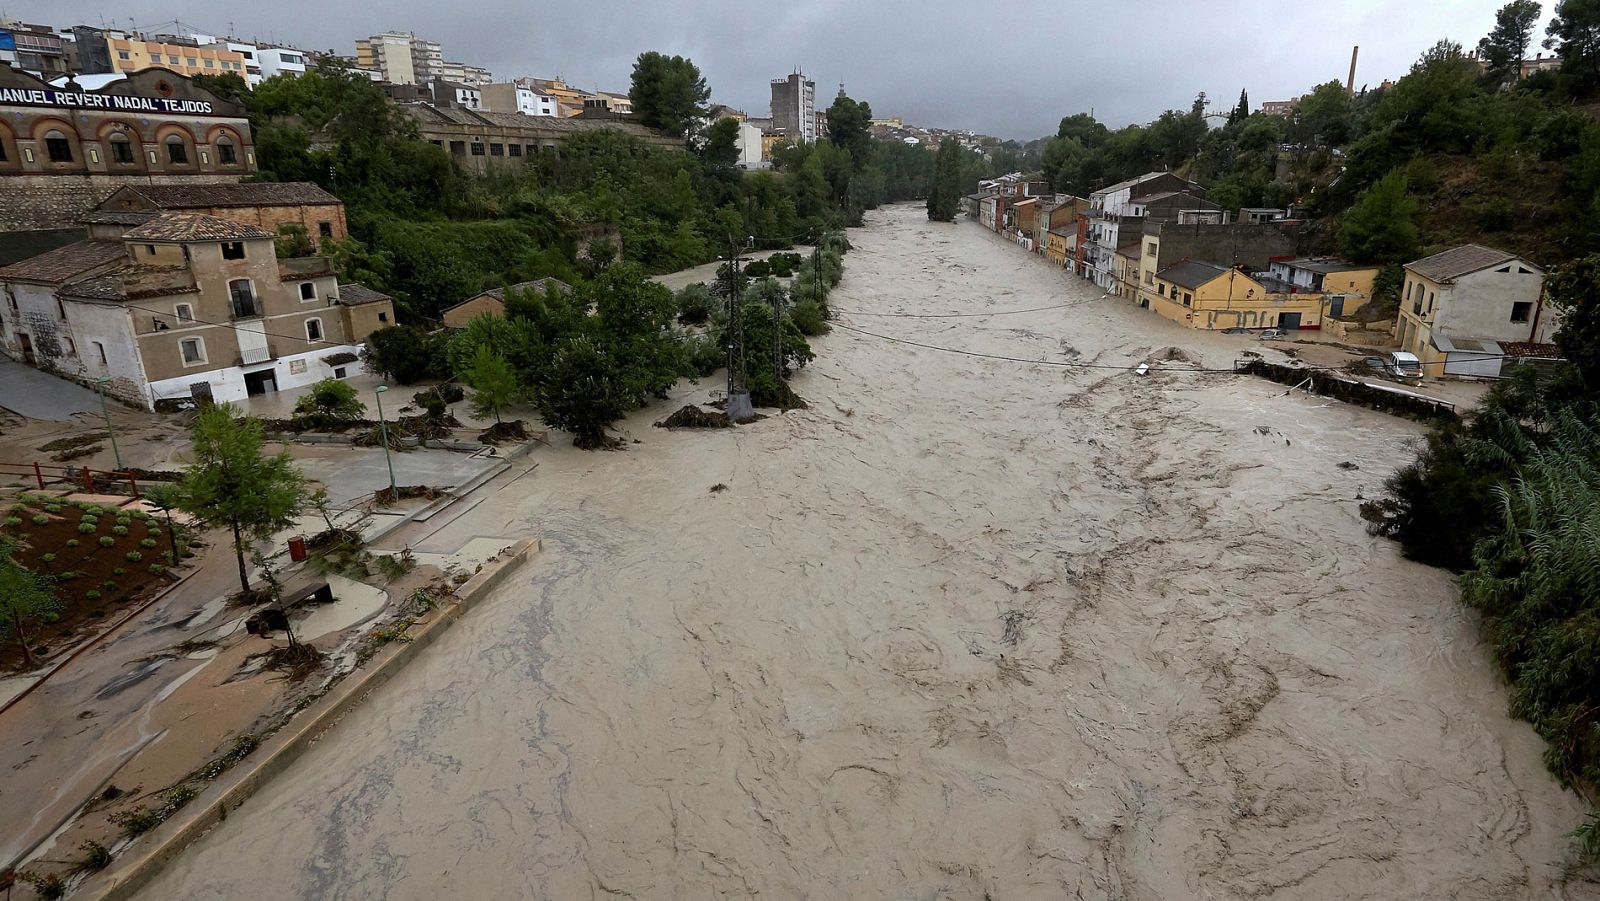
138, 205, 1594, 899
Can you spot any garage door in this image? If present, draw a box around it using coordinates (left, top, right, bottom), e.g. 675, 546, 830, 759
1443, 352, 1502, 378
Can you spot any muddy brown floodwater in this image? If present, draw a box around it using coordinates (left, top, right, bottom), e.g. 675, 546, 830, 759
137, 205, 1597, 900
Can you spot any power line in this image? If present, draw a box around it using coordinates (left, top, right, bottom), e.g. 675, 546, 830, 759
122, 301, 357, 352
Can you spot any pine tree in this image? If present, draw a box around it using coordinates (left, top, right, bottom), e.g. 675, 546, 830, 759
1337, 169, 1421, 263
1479, 0, 1543, 81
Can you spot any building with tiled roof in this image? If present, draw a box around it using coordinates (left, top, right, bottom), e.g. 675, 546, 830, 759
1398, 245, 1552, 379
402, 101, 681, 172
440, 277, 572, 329
0, 213, 393, 409
96, 182, 349, 251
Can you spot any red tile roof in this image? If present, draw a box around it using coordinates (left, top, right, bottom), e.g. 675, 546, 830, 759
123, 213, 276, 243
0, 240, 127, 284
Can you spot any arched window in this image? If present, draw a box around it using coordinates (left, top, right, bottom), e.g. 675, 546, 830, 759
165, 134, 189, 165
108, 132, 134, 164
216, 134, 237, 165
44, 129, 73, 162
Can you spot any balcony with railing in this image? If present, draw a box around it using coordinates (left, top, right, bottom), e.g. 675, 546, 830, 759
237, 343, 277, 366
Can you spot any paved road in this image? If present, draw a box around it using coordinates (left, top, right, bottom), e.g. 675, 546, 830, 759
0, 357, 103, 421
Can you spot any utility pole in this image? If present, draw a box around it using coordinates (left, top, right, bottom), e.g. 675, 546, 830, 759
724, 236, 754, 421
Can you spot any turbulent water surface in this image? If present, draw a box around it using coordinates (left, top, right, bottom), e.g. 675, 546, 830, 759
139, 205, 1594, 899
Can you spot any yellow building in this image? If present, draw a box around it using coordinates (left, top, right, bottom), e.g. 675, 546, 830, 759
1044, 228, 1073, 267
1143, 260, 1329, 330
108, 38, 248, 79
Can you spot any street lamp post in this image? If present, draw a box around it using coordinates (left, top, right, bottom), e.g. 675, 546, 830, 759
374, 385, 397, 499
96, 377, 123, 471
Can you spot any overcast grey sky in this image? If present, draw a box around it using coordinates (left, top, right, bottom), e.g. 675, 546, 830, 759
29, 0, 1546, 138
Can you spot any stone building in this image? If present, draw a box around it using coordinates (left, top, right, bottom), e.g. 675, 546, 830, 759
94, 182, 348, 249
404, 103, 680, 173
0, 212, 393, 408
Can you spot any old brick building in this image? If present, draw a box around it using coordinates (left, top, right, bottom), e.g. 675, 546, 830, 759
0, 62, 256, 254
94, 183, 348, 249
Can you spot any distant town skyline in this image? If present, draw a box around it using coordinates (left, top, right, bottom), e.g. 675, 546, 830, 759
10, 0, 1554, 138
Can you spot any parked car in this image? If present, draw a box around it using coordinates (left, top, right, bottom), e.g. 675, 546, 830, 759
1221, 326, 1250, 335
1258, 328, 1286, 340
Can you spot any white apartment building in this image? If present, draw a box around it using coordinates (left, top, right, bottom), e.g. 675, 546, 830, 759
256, 47, 308, 81
481, 82, 561, 117
1085, 171, 1202, 291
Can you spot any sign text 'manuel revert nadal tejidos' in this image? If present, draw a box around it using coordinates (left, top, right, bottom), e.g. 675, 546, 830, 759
0, 87, 216, 115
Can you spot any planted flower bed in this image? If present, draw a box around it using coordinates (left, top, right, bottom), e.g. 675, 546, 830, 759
0, 497, 182, 670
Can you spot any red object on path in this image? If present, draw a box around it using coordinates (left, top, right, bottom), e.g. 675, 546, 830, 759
288, 536, 308, 562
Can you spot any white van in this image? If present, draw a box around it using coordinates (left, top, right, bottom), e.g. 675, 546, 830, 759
1386, 351, 1423, 380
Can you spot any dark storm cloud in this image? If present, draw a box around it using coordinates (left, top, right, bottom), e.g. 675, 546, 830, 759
31, 0, 1536, 138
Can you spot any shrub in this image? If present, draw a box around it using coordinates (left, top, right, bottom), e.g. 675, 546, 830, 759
292, 377, 367, 427
682, 333, 723, 377
101, 580, 118, 591
99, 536, 116, 547
41, 553, 56, 563
65, 539, 79, 548
790, 298, 830, 336
126, 551, 143, 562
78, 522, 97, 534
743, 259, 771, 278
44, 504, 62, 513
85, 590, 101, 600
31, 514, 48, 525
139, 538, 158, 548
82, 505, 103, 516
4, 516, 21, 527
112, 525, 129, 536
113, 567, 126, 576
361, 325, 448, 385
676, 283, 715, 325
149, 563, 167, 575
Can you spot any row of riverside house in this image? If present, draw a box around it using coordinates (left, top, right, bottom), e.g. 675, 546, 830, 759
964, 169, 1562, 380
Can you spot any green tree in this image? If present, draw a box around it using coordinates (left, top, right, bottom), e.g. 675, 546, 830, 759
1545, 0, 1600, 86
627, 51, 711, 140
1481, 0, 1545, 81
463, 345, 520, 424
703, 116, 741, 168
1545, 254, 1600, 384
292, 377, 367, 427
1337, 169, 1421, 263
141, 483, 184, 566
826, 94, 874, 165
1056, 113, 1110, 148
176, 405, 309, 593
0, 538, 57, 667
927, 137, 964, 221
361, 325, 446, 384
535, 334, 629, 449
188, 72, 251, 106
1229, 88, 1250, 124
1294, 81, 1354, 145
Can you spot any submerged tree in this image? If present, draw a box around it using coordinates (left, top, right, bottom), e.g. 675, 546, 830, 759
177, 405, 309, 593
535, 335, 629, 449
463, 345, 521, 424
927, 137, 964, 221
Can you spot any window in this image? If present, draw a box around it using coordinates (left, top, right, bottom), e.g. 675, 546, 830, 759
318, 221, 333, 238
1146, 242, 1156, 256
1517, 266, 1534, 274
118, 50, 130, 60
203, 59, 214, 68
333, 366, 347, 379
1496, 266, 1511, 273
489, 142, 504, 156
228, 279, 257, 317
145, 244, 157, 256
508, 144, 522, 157
44, 130, 72, 162
305, 318, 323, 342
165, 135, 188, 164
378, 311, 389, 322
185, 57, 197, 67
93, 341, 107, 365
1511, 301, 1533, 323
109, 133, 134, 164
449, 140, 466, 154
299, 283, 316, 301
168, 55, 179, 64
1158, 284, 1166, 296
217, 137, 237, 165
221, 241, 246, 260
175, 303, 193, 322
180, 337, 204, 364
470, 142, 485, 156
1183, 292, 1193, 306
0, 141, 6, 162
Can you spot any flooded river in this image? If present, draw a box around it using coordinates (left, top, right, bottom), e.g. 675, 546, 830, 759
139, 205, 1593, 899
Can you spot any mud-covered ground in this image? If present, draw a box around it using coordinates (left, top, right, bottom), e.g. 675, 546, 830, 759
136, 206, 1596, 899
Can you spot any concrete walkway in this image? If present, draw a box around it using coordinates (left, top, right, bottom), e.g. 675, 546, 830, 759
0, 357, 103, 421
